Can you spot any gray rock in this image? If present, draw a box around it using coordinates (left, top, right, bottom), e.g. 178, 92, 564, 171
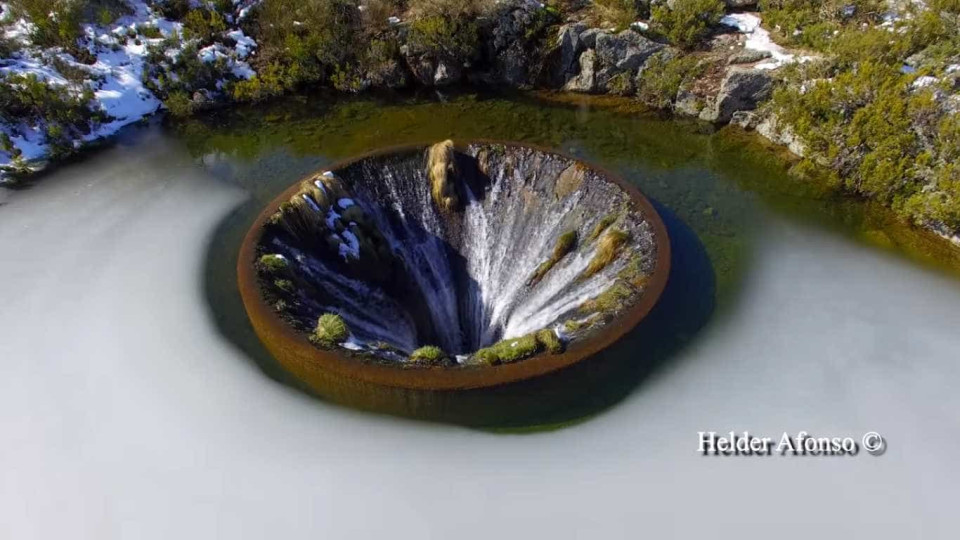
402, 53, 437, 86
595, 30, 663, 72
497, 43, 530, 87
563, 49, 597, 93
434, 60, 461, 86
580, 28, 602, 49
757, 113, 807, 157
700, 67, 773, 124
729, 110, 759, 129
674, 89, 702, 117
557, 23, 587, 77
728, 49, 772, 65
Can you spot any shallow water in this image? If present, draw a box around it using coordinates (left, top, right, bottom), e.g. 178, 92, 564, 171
3, 91, 960, 537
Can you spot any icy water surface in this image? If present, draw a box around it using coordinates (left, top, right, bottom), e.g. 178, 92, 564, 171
2, 91, 960, 537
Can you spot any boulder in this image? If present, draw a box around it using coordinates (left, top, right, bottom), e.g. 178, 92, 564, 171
579, 28, 602, 49
728, 49, 772, 65
699, 67, 773, 124
557, 23, 588, 79
594, 30, 663, 92
563, 49, 597, 93
729, 110, 759, 129
674, 89, 703, 117
595, 30, 663, 72
434, 60, 461, 86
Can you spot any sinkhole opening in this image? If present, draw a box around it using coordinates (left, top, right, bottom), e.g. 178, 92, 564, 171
248, 141, 661, 367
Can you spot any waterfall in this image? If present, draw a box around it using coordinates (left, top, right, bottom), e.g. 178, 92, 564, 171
254, 143, 658, 362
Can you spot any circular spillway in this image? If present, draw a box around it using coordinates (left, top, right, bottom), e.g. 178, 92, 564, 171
238, 141, 670, 424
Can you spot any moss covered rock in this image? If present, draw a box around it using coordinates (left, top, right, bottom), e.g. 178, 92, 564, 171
311, 313, 349, 346
410, 345, 448, 365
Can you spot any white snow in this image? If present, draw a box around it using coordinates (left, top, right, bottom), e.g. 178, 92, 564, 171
720, 12, 810, 70
0, 0, 260, 181
912, 75, 939, 89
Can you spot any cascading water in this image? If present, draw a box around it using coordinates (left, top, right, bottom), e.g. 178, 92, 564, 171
248, 141, 660, 367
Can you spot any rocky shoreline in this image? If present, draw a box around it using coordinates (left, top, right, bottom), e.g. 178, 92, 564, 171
3, 0, 960, 245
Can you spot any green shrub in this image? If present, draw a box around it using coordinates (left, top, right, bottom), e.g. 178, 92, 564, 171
410, 345, 448, 364
591, 0, 645, 30
9, 0, 83, 49
154, 0, 191, 20
651, 0, 725, 50
312, 313, 349, 346
143, 39, 232, 105
408, 15, 479, 61
164, 91, 195, 117
637, 53, 702, 108
251, 0, 364, 89
0, 72, 105, 157
182, 8, 227, 43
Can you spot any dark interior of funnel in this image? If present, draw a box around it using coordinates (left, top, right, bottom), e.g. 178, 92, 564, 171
252, 142, 659, 365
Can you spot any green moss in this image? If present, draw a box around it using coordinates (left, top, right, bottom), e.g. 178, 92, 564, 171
274, 278, 294, 292
258, 254, 289, 273
589, 215, 616, 242
580, 280, 635, 314
410, 345, 448, 365
528, 229, 578, 285
535, 329, 564, 354
472, 334, 542, 365
311, 313, 349, 346
581, 228, 629, 280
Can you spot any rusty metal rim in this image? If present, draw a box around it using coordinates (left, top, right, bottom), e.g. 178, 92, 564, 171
237, 140, 671, 391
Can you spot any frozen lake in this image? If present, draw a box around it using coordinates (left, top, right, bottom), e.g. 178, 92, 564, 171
3, 95, 960, 537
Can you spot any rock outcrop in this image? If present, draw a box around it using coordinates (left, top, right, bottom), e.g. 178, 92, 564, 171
699, 67, 774, 124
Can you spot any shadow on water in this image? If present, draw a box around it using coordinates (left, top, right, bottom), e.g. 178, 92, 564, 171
202, 185, 718, 429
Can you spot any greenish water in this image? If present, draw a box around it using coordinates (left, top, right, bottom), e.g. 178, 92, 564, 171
168, 89, 960, 428
172, 89, 960, 306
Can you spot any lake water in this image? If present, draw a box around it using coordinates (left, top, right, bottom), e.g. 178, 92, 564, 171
2, 91, 959, 537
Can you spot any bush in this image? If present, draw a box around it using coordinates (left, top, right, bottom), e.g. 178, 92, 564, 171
143, 39, 232, 102
0, 72, 106, 157
9, 0, 84, 49
651, 0, 725, 50
637, 52, 702, 108
182, 8, 227, 43
164, 90, 195, 117
591, 0, 645, 30
250, 0, 365, 88
312, 313, 349, 346
406, 0, 490, 61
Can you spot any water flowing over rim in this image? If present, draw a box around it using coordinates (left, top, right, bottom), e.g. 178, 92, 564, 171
237, 141, 671, 391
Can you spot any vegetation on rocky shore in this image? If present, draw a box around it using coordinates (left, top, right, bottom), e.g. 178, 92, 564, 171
3, 0, 960, 241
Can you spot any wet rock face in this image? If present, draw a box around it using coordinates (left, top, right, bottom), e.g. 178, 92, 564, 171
253, 142, 659, 365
